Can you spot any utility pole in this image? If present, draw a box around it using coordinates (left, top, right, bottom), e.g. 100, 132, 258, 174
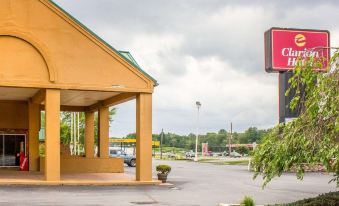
228, 122, 232, 156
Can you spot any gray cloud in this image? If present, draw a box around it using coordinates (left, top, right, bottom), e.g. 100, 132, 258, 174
54, 0, 339, 136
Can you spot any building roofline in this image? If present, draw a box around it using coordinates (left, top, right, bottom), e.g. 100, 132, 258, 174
47, 0, 158, 86
118, 51, 141, 68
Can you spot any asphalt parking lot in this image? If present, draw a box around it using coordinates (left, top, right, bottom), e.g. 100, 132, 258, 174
0, 159, 337, 206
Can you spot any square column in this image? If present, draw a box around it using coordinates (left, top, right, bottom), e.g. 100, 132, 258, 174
44, 89, 60, 181
136, 93, 152, 181
98, 107, 109, 158
85, 111, 95, 158
28, 101, 40, 171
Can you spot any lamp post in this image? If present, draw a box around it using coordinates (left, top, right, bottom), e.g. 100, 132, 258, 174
229, 122, 232, 156
194, 101, 201, 162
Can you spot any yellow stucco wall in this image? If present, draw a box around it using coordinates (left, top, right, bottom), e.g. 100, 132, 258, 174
44, 89, 61, 181
40, 157, 124, 173
0, 36, 50, 84
136, 94, 153, 181
0, 101, 28, 130
28, 102, 40, 171
0, 0, 154, 92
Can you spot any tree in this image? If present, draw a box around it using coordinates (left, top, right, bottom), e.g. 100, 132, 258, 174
58, 107, 116, 145
218, 129, 227, 134
60, 112, 84, 145
252, 52, 339, 187
236, 146, 249, 155
238, 127, 268, 144
148, 128, 267, 152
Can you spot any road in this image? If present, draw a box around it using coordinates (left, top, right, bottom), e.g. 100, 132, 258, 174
0, 159, 337, 206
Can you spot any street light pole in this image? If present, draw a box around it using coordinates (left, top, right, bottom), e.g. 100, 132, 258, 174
194, 101, 201, 162
229, 122, 233, 156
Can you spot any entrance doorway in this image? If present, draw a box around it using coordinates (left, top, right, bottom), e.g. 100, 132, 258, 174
0, 133, 26, 167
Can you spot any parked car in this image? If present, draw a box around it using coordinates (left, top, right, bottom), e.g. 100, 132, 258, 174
230, 151, 242, 158
213, 152, 222, 157
185, 151, 195, 158
222, 151, 229, 157
109, 149, 136, 167
167, 152, 176, 158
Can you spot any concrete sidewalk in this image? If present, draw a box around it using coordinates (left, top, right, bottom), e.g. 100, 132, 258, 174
0, 170, 160, 186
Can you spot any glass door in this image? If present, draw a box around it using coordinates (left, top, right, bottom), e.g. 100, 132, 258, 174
0, 134, 26, 167
0, 133, 4, 166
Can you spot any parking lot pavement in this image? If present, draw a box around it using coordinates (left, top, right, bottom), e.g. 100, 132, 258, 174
0, 159, 337, 206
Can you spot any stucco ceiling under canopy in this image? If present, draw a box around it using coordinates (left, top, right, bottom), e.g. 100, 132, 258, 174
0, 87, 119, 107
60, 90, 119, 106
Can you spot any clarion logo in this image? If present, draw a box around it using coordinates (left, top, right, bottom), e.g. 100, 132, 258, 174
281, 48, 320, 66
294, 34, 306, 47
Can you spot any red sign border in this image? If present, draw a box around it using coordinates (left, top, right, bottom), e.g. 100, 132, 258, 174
264, 27, 330, 73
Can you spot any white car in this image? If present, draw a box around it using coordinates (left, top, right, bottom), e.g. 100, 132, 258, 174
185, 151, 195, 158
230, 151, 242, 158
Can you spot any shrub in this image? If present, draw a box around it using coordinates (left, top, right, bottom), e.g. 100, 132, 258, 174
39, 143, 45, 157
272, 191, 339, 206
156, 165, 171, 175
241, 196, 255, 206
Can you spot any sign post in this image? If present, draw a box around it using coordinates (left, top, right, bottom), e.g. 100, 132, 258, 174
202, 143, 208, 156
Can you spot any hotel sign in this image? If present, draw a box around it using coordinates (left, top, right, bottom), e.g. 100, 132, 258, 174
265, 28, 330, 72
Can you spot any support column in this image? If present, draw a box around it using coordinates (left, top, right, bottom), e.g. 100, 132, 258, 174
28, 101, 40, 171
98, 107, 109, 158
136, 93, 152, 181
85, 111, 95, 158
44, 89, 60, 181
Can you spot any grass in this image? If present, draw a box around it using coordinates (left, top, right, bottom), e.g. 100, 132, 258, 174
160, 147, 186, 153
216, 160, 249, 165
154, 152, 251, 166
197, 159, 249, 165
197, 158, 219, 162
154, 157, 189, 161
155, 155, 251, 165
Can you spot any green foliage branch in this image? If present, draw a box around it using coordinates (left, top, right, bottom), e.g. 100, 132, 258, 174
252, 51, 339, 187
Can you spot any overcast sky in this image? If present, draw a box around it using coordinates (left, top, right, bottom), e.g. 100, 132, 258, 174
54, 0, 339, 137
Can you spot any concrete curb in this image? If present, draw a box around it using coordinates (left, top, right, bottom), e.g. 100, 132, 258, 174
218, 204, 264, 206
0, 180, 161, 186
